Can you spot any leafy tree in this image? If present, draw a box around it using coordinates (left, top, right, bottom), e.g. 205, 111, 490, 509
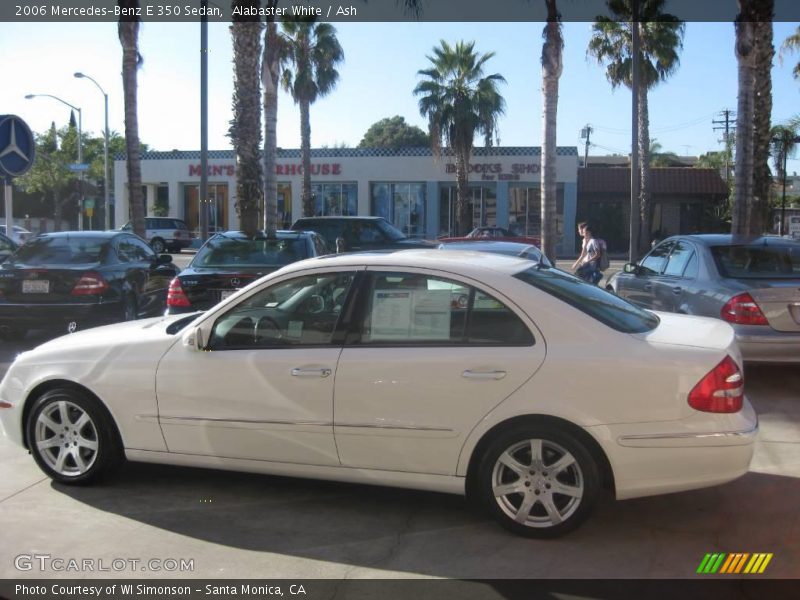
770, 118, 800, 234
414, 40, 506, 236
118, 0, 145, 239
280, 21, 344, 218
230, 0, 264, 236
540, 0, 564, 262
588, 0, 685, 254
358, 116, 429, 148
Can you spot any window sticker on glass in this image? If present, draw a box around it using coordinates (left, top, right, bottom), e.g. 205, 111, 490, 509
370, 289, 452, 341
371, 291, 413, 340
287, 320, 304, 340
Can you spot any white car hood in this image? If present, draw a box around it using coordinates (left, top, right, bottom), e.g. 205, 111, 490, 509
635, 311, 736, 352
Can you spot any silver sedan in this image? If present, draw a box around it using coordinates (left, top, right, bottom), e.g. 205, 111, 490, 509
607, 234, 800, 363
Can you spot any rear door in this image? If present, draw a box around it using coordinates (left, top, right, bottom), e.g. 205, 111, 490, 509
650, 240, 698, 313
333, 269, 545, 475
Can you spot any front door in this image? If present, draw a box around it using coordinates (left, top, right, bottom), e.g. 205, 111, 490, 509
333, 269, 546, 475
156, 269, 358, 466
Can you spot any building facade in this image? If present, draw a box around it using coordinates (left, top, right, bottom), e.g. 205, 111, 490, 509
114, 146, 580, 256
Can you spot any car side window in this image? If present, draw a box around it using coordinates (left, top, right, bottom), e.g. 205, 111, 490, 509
359, 223, 384, 243
207, 272, 356, 350
358, 272, 533, 346
663, 242, 694, 277
129, 236, 157, 260
640, 242, 674, 275
683, 252, 699, 279
116, 239, 134, 263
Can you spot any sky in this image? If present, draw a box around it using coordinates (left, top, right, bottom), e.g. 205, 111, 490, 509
2, 19, 800, 170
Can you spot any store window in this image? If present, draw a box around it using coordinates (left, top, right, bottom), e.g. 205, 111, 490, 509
311, 183, 357, 216
439, 185, 497, 237
508, 184, 564, 238
371, 183, 426, 238
277, 183, 292, 228
183, 183, 229, 233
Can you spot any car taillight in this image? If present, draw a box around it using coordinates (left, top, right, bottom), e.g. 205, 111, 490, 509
720, 292, 768, 325
688, 355, 744, 413
167, 277, 191, 307
71, 272, 109, 296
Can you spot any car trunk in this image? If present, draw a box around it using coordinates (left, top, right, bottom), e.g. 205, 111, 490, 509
635, 312, 737, 353
1, 265, 101, 303
732, 279, 800, 332
180, 267, 276, 307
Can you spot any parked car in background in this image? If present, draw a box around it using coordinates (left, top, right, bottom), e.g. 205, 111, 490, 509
0, 223, 33, 246
0, 231, 178, 340
439, 226, 541, 247
167, 230, 329, 314
0, 232, 17, 263
291, 216, 435, 252
121, 217, 194, 253
0, 250, 756, 538
607, 234, 800, 363
438, 240, 552, 268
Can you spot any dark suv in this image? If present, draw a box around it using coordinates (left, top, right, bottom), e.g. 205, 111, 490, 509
291, 216, 434, 252
121, 217, 194, 253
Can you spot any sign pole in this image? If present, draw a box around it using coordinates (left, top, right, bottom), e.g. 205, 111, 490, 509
3, 177, 12, 239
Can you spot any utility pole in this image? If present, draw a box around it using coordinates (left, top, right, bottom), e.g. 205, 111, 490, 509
580, 124, 593, 167
712, 109, 736, 184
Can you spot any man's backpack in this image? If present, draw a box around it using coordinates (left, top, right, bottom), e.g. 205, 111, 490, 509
597, 239, 610, 271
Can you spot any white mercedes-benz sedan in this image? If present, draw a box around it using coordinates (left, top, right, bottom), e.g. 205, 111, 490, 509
0, 250, 757, 537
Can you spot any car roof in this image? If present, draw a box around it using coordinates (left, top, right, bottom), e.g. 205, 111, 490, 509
294, 216, 386, 221
440, 240, 536, 252
677, 234, 800, 247
34, 231, 125, 240
214, 229, 314, 239
308, 248, 533, 274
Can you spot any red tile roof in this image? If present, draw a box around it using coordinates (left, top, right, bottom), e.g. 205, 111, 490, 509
579, 167, 728, 196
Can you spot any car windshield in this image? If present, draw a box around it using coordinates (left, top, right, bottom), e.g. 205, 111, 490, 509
10, 237, 108, 265
710, 244, 800, 279
192, 236, 308, 268
375, 219, 406, 241
514, 266, 659, 333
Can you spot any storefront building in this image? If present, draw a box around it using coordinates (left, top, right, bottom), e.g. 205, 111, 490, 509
115, 146, 579, 255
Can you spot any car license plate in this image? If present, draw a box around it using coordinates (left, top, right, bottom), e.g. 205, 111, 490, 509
220, 290, 236, 301
22, 280, 50, 294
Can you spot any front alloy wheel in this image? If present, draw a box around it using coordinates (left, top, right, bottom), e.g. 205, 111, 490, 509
27, 388, 123, 484
478, 426, 600, 537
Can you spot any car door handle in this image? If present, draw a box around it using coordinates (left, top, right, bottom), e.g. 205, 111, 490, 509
672, 287, 683, 295
462, 370, 507, 380
291, 368, 332, 378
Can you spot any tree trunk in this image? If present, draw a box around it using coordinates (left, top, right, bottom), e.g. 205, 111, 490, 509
455, 149, 471, 236
231, 3, 263, 237
300, 99, 314, 217
638, 80, 652, 254
540, 2, 563, 263
751, 14, 774, 234
733, 11, 756, 235
262, 12, 280, 236
53, 191, 62, 231
118, 11, 145, 239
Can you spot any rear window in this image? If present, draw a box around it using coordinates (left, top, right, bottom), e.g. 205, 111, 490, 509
711, 244, 800, 279
514, 266, 659, 333
11, 237, 108, 265
193, 236, 308, 268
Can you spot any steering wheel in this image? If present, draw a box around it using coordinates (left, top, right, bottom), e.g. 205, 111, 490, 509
307, 294, 326, 314
254, 316, 283, 343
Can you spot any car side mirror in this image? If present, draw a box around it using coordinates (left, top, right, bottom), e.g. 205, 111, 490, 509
157, 254, 173, 264
183, 326, 207, 351
623, 263, 639, 275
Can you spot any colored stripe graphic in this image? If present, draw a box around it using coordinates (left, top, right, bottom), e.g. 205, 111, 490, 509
699, 553, 773, 574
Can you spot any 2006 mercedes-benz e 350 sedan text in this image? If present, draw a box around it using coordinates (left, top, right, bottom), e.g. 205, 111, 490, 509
0, 250, 757, 537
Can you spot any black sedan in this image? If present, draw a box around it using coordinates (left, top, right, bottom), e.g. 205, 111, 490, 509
0, 231, 178, 340
166, 230, 329, 314
0, 231, 17, 263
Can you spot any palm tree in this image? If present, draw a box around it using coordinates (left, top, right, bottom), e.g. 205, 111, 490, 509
540, 0, 564, 262
770, 118, 800, 235
588, 0, 684, 253
230, 1, 264, 237
751, 5, 775, 235
414, 40, 506, 236
262, 4, 284, 236
279, 21, 344, 218
778, 25, 800, 79
117, 0, 145, 239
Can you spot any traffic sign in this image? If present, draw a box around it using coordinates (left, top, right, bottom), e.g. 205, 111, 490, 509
0, 115, 35, 178
69, 163, 90, 172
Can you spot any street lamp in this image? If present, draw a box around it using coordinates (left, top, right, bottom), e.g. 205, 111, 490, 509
75, 72, 110, 231
25, 93, 84, 230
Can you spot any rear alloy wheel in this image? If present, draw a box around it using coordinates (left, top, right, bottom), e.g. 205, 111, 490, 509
150, 238, 165, 254
477, 425, 600, 538
27, 388, 123, 484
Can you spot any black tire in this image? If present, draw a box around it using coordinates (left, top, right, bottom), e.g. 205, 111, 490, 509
121, 293, 137, 321
475, 424, 600, 538
150, 238, 165, 254
26, 388, 123, 485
